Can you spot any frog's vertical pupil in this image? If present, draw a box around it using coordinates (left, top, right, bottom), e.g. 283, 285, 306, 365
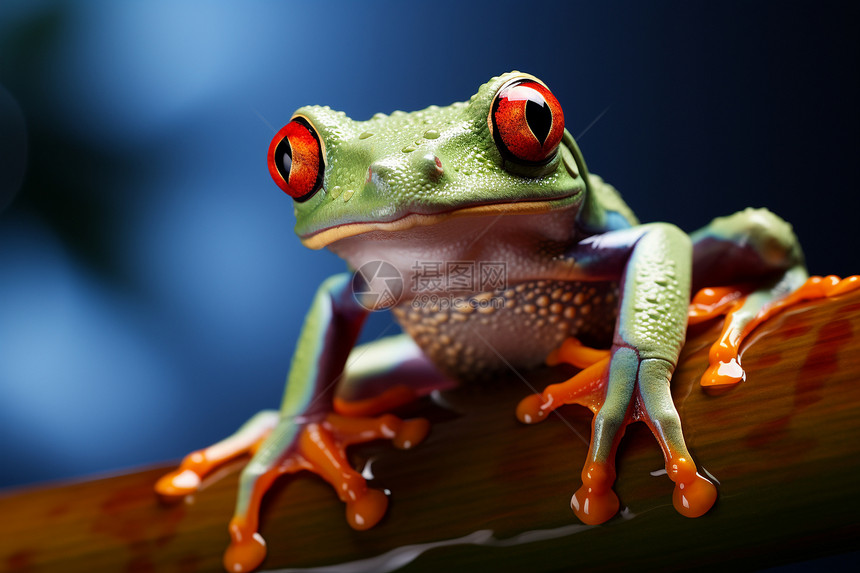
275, 137, 293, 182
281, 145, 293, 177
525, 98, 552, 146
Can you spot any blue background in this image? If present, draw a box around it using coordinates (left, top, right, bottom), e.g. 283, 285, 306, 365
1, 0, 858, 489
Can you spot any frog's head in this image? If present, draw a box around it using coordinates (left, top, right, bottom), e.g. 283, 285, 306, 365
268, 72, 589, 250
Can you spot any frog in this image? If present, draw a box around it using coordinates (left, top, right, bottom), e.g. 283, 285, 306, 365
155, 71, 859, 572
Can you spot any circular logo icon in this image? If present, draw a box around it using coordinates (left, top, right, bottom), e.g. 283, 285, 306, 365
352, 260, 404, 310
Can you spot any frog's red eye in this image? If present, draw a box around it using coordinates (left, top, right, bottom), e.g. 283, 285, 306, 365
268, 117, 324, 202
490, 79, 564, 165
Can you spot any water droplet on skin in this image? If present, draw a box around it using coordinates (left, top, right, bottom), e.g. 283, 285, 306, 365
423, 129, 440, 139
359, 131, 374, 140
329, 185, 343, 198
342, 189, 355, 201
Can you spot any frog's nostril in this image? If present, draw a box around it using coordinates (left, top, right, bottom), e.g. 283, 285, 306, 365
420, 153, 444, 181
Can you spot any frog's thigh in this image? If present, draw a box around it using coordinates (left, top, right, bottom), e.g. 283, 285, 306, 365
334, 334, 456, 416
690, 207, 804, 289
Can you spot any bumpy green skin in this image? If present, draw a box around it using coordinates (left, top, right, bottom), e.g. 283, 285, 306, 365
292, 73, 587, 242
238, 72, 807, 534
618, 223, 691, 362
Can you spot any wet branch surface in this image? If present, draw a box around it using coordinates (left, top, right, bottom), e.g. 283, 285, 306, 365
3, 291, 860, 572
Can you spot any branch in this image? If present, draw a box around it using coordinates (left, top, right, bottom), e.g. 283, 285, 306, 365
3, 291, 860, 572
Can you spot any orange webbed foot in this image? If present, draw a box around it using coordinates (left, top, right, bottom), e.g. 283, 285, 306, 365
522, 338, 718, 526
221, 411, 429, 572
694, 275, 860, 388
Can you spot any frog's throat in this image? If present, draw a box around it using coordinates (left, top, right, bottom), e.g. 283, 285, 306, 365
299, 197, 573, 250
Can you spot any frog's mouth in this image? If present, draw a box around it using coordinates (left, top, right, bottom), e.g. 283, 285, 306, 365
299, 195, 576, 250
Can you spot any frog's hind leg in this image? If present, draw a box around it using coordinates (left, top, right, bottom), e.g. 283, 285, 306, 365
516, 338, 610, 423
334, 333, 457, 417
690, 208, 860, 386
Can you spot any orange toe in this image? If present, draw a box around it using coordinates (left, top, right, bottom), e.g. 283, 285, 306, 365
673, 473, 718, 518
571, 485, 620, 525
346, 488, 389, 530
224, 520, 267, 573
155, 468, 202, 501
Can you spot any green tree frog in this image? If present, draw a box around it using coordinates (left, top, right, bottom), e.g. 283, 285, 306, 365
156, 72, 859, 572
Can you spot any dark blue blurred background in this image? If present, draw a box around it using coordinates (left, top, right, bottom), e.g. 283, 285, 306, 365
1, 0, 858, 489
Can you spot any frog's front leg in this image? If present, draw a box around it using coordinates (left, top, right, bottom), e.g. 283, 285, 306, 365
158, 274, 430, 572
523, 223, 718, 524
223, 274, 438, 572
585, 223, 717, 522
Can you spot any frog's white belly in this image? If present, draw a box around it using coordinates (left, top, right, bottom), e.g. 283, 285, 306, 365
392, 279, 619, 379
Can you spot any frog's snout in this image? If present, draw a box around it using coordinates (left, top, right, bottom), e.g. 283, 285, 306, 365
363, 153, 445, 197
